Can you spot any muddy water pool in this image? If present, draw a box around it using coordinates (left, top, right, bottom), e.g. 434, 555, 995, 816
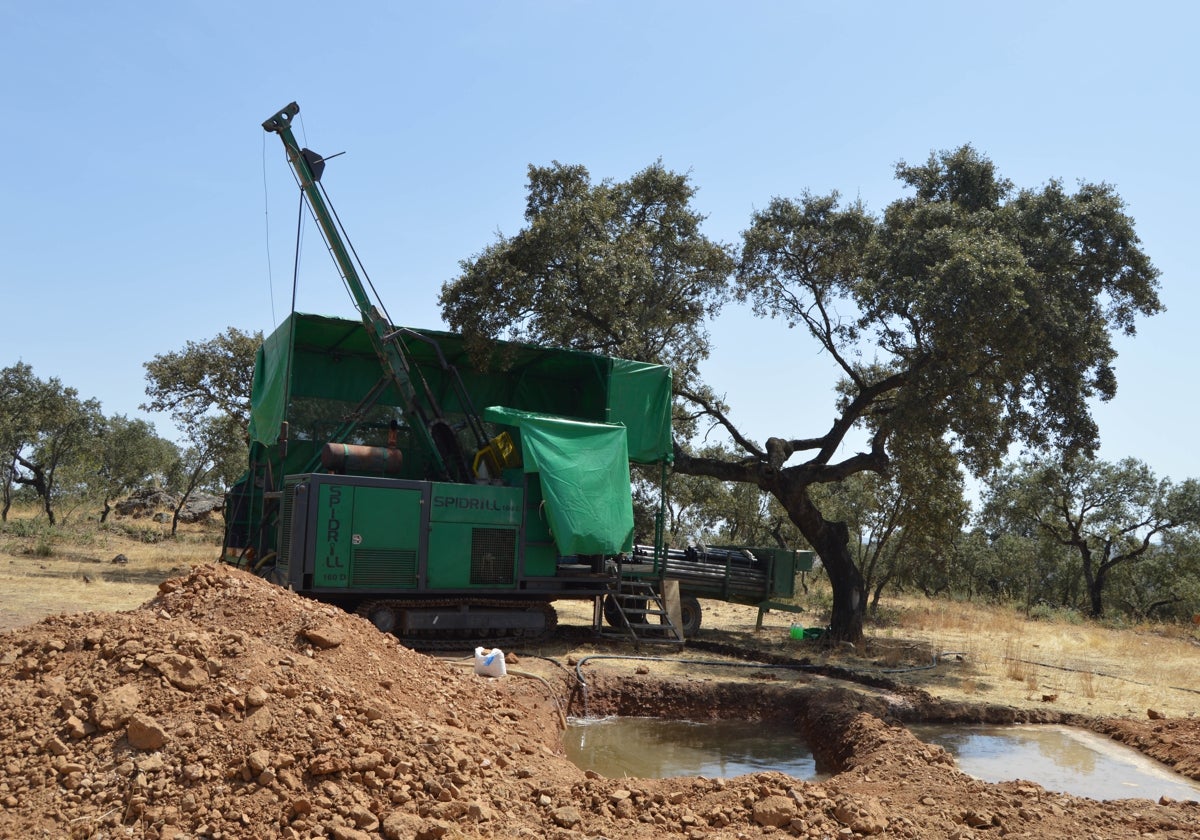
565, 716, 1200, 800
564, 716, 821, 780
910, 724, 1200, 801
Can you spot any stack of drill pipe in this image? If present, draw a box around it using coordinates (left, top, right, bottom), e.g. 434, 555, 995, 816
628, 545, 768, 598
631, 544, 764, 569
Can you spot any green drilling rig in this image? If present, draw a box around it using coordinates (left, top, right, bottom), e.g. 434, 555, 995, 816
222, 102, 810, 645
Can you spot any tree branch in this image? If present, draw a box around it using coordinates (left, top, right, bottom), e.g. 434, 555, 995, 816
676, 388, 764, 460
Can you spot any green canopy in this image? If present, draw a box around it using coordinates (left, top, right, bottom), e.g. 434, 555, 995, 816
246, 313, 674, 464
484, 406, 634, 556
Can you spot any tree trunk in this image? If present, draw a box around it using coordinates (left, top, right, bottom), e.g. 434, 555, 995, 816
818, 525, 866, 641
100, 497, 112, 524
869, 570, 893, 617
772, 476, 866, 642
1079, 546, 1105, 618
669, 448, 869, 642
13, 454, 54, 525
1087, 567, 1106, 618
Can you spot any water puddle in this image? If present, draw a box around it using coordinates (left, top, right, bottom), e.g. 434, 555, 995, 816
564, 716, 821, 780
564, 717, 1200, 800
910, 724, 1200, 801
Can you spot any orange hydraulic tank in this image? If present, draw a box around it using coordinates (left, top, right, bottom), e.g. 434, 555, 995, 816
320, 443, 404, 475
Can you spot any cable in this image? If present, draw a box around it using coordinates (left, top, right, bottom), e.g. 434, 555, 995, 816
874, 652, 966, 675
291, 192, 304, 316
1004, 656, 1200, 696
570, 647, 973, 692
318, 180, 392, 324
440, 658, 568, 729
572, 654, 824, 691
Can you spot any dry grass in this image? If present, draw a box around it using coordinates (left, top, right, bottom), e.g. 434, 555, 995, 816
0, 505, 219, 631
874, 590, 1200, 718
4, 507, 1198, 721
1003, 640, 1028, 682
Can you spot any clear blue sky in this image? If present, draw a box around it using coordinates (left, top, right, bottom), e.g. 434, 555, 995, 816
3, 2, 1196, 487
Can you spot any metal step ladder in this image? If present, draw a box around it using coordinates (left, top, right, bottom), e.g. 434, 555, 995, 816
596, 578, 684, 644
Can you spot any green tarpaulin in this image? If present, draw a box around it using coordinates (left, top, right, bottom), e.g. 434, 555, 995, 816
608, 358, 673, 466
246, 313, 674, 464
484, 406, 634, 556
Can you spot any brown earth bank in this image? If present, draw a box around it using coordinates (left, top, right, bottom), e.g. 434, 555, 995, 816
1, 564, 1198, 839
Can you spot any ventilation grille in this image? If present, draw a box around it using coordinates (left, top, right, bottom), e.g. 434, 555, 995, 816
470, 528, 515, 585
352, 548, 418, 589
278, 479, 303, 577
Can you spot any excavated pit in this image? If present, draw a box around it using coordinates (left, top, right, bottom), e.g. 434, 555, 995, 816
910, 723, 1200, 802
564, 716, 822, 781
2, 563, 1199, 839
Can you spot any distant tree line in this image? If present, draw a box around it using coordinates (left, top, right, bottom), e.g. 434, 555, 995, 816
0, 328, 258, 534
6, 333, 1195, 621
663, 451, 1200, 625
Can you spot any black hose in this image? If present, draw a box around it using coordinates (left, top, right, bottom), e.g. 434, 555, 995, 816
572, 650, 969, 691
573, 653, 825, 690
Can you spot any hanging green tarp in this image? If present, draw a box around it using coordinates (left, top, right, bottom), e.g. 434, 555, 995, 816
483, 406, 634, 556
607, 359, 673, 464
246, 318, 294, 447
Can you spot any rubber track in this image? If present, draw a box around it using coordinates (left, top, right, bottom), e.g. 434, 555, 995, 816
355, 598, 558, 651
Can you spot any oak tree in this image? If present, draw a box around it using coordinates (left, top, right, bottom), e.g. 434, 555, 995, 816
0, 363, 103, 524
678, 146, 1161, 639
92, 415, 179, 522
142, 327, 260, 428
982, 457, 1200, 617
442, 147, 1162, 641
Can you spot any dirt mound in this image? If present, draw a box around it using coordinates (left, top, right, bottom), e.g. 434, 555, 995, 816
2, 563, 1199, 839
0, 564, 571, 838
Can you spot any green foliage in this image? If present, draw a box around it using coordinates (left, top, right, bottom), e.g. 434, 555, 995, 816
706, 145, 1159, 639
4, 330, 250, 534
739, 146, 1162, 476
0, 514, 62, 556
100, 520, 165, 544
142, 328, 259, 511
141, 327, 260, 427
1026, 603, 1085, 625
165, 414, 244, 536
74, 415, 178, 522
0, 362, 104, 524
1, 515, 49, 539
802, 574, 835, 614
440, 145, 1162, 642
808, 434, 968, 613
981, 456, 1200, 618
1106, 533, 1200, 622
440, 160, 734, 392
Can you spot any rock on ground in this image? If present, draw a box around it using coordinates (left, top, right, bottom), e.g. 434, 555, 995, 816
115, 488, 223, 522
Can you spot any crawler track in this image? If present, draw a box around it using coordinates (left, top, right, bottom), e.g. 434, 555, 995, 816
356, 597, 558, 650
